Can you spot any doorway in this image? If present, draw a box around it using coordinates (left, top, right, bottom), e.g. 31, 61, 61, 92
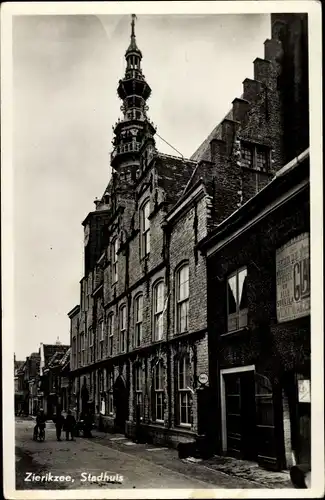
221, 367, 257, 460
113, 375, 128, 433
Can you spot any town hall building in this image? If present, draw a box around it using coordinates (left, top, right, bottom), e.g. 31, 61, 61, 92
68, 12, 310, 465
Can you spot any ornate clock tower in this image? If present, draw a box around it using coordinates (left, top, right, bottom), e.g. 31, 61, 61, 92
111, 14, 156, 183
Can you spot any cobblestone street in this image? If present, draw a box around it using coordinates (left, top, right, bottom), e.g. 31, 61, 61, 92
15, 418, 265, 490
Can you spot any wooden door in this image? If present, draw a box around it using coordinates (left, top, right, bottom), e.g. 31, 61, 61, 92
225, 374, 242, 458
255, 373, 280, 470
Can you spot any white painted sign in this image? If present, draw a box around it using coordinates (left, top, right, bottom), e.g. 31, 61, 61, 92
298, 379, 311, 403
276, 233, 310, 323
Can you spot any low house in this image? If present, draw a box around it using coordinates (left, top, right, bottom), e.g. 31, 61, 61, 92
200, 149, 310, 470
39, 341, 70, 417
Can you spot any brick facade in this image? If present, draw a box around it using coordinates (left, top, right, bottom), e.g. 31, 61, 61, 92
68, 13, 310, 454
202, 157, 310, 471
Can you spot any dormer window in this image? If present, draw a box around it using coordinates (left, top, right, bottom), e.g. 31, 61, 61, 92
241, 142, 269, 172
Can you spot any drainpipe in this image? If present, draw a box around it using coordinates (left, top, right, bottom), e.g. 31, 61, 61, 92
274, 147, 309, 178
163, 221, 172, 430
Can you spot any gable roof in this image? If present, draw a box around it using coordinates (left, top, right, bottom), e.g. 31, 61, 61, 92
60, 347, 71, 369
43, 344, 70, 367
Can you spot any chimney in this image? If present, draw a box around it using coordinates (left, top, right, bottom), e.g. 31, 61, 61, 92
232, 98, 250, 124
264, 38, 283, 62
254, 57, 271, 85
210, 138, 226, 163
243, 78, 262, 104
221, 119, 239, 155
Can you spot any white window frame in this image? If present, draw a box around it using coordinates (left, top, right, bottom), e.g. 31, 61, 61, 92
72, 336, 76, 370
134, 365, 143, 419
81, 333, 85, 366
112, 238, 118, 283
88, 327, 93, 363
140, 200, 150, 258
177, 356, 191, 427
220, 365, 255, 452
107, 371, 114, 415
134, 294, 143, 347
107, 313, 114, 356
153, 281, 164, 341
226, 267, 248, 333
153, 362, 164, 423
99, 320, 104, 359
119, 305, 127, 353
176, 264, 189, 334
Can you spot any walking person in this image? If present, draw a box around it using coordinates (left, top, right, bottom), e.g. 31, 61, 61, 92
55, 410, 65, 441
65, 410, 76, 441
34, 409, 46, 441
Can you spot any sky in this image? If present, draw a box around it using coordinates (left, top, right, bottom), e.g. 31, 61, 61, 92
13, 13, 270, 359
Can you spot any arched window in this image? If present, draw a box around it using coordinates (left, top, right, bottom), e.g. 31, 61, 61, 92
176, 355, 192, 426
119, 305, 127, 353
152, 361, 164, 422
153, 281, 164, 341
134, 294, 143, 347
107, 313, 114, 356
88, 326, 93, 363
98, 320, 104, 359
111, 238, 119, 283
134, 364, 143, 420
175, 263, 189, 333
140, 200, 150, 258
107, 371, 114, 415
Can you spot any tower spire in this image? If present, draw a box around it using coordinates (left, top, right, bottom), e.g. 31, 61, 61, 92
131, 13, 136, 37
111, 15, 156, 175
127, 13, 141, 55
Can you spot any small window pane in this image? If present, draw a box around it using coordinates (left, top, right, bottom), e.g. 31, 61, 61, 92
256, 147, 268, 172
136, 295, 143, 322
155, 283, 164, 313
227, 275, 237, 314
238, 269, 248, 310
241, 145, 253, 168
178, 265, 189, 301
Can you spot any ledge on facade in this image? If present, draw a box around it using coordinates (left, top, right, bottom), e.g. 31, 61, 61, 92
92, 283, 103, 298
120, 229, 139, 251
219, 326, 250, 338
170, 328, 208, 343
103, 260, 166, 310
148, 201, 168, 220
68, 304, 80, 319
241, 165, 273, 176
82, 208, 111, 227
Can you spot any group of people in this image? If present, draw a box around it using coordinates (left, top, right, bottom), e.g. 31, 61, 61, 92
33, 409, 77, 441
54, 410, 77, 441
33, 408, 94, 441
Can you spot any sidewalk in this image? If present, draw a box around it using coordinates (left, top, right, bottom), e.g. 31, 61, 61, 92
89, 429, 292, 489
202, 455, 291, 489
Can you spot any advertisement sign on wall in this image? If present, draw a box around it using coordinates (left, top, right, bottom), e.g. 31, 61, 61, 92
276, 232, 310, 323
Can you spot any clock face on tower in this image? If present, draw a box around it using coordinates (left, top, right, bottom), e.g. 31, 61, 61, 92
84, 224, 90, 247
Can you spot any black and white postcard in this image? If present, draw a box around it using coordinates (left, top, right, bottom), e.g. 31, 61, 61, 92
1, 1, 323, 498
